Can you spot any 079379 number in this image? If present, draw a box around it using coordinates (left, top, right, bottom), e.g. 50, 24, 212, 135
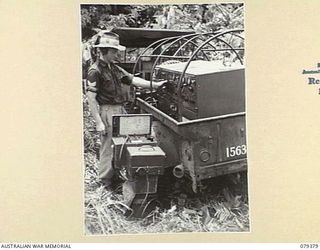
226, 145, 247, 158
300, 244, 319, 249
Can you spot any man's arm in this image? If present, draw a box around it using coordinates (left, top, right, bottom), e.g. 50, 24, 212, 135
116, 65, 166, 89
131, 76, 165, 89
87, 91, 106, 134
86, 67, 106, 134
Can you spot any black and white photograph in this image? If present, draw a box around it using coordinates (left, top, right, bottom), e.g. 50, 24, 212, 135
3, 0, 320, 244
81, 3, 249, 235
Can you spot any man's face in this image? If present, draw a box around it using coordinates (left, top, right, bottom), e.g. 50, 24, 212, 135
100, 48, 119, 63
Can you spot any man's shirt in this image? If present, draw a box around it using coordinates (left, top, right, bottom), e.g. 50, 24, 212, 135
87, 60, 131, 105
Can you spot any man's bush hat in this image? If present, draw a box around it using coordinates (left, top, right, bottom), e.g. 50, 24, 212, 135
93, 31, 126, 51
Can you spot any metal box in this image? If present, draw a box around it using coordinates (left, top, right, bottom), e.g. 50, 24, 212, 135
156, 60, 245, 119
126, 146, 165, 167
112, 137, 157, 170
125, 145, 166, 178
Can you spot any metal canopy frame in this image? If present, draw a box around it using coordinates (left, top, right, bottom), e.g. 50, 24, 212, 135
133, 29, 245, 121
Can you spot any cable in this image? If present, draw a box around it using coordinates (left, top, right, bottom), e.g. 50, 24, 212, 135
116, 135, 130, 180
140, 172, 150, 216
118, 135, 130, 166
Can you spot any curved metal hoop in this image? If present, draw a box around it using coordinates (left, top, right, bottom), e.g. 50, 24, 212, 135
176, 29, 244, 121
132, 36, 176, 75
173, 32, 217, 57
132, 29, 244, 122
148, 33, 201, 90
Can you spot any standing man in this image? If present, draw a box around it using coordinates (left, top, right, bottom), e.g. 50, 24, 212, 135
86, 31, 163, 190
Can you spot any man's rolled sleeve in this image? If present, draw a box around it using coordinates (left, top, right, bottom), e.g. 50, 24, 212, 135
87, 70, 100, 93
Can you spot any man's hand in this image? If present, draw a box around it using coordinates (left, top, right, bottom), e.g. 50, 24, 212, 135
132, 77, 167, 89
96, 122, 106, 135
152, 80, 167, 89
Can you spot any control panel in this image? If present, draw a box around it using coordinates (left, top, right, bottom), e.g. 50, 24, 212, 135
154, 60, 245, 120
111, 114, 166, 181
112, 114, 153, 136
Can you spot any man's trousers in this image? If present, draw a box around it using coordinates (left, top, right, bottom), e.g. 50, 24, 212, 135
99, 104, 126, 186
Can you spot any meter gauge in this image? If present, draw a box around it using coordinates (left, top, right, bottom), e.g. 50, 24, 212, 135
186, 78, 191, 85
169, 104, 177, 112
166, 72, 170, 81
172, 73, 176, 82
180, 77, 185, 86
174, 74, 179, 82
154, 69, 160, 78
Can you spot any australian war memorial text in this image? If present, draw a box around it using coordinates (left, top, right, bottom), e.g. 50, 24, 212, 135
1, 244, 71, 249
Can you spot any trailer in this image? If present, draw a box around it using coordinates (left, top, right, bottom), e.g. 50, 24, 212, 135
111, 28, 247, 217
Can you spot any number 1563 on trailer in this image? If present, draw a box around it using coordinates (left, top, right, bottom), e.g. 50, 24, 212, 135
226, 145, 247, 158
